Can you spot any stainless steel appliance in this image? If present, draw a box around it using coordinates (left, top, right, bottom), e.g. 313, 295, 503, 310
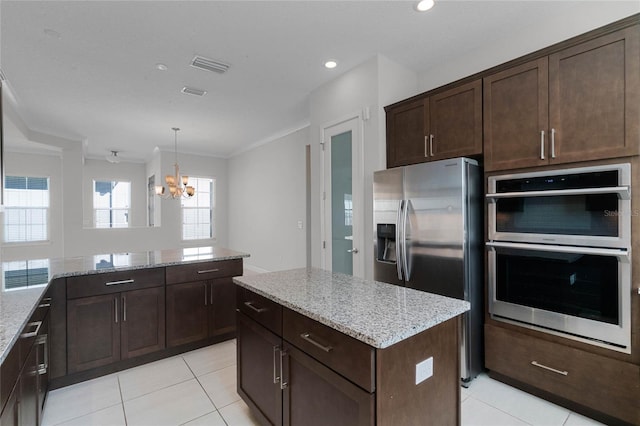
373, 157, 482, 384
486, 163, 632, 352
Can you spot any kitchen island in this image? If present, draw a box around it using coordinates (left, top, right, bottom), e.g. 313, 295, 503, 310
234, 268, 470, 426
0, 246, 248, 426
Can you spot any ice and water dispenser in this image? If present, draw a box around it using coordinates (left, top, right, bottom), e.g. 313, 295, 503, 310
376, 224, 397, 263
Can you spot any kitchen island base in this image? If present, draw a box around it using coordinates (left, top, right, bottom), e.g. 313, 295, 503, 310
236, 282, 464, 426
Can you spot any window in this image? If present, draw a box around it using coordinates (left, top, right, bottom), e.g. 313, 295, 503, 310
182, 177, 214, 240
4, 176, 50, 243
93, 180, 131, 228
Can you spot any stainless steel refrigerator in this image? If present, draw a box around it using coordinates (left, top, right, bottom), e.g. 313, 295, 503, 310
373, 157, 482, 384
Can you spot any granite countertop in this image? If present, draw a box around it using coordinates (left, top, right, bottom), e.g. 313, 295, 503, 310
233, 267, 470, 349
0, 246, 249, 363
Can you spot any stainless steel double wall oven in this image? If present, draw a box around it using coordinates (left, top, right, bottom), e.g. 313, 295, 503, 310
486, 163, 632, 352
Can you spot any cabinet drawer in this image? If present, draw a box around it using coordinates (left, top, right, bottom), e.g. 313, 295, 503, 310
166, 259, 242, 285
485, 324, 640, 425
236, 287, 282, 336
283, 308, 375, 393
67, 268, 164, 299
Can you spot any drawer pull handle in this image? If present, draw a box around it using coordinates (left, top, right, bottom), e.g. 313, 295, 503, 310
197, 268, 220, 274
244, 301, 266, 313
20, 321, 42, 339
300, 333, 333, 353
531, 361, 568, 376
39, 297, 52, 308
105, 279, 135, 286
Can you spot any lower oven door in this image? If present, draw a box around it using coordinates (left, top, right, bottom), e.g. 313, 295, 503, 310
487, 241, 631, 351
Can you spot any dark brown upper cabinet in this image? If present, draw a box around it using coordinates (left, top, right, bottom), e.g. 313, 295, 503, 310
484, 25, 640, 171
386, 79, 482, 168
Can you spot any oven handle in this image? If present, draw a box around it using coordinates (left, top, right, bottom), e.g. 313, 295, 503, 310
485, 186, 630, 200
486, 241, 630, 260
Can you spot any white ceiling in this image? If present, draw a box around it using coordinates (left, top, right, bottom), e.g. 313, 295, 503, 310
1, 1, 638, 162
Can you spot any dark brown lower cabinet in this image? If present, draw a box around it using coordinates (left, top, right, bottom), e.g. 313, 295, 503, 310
485, 323, 640, 425
0, 385, 18, 426
166, 278, 236, 348
166, 281, 209, 347
209, 278, 236, 337
19, 346, 38, 426
67, 294, 120, 372
67, 287, 165, 374
120, 287, 165, 359
0, 297, 50, 426
237, 289, 461, 426
237, 312, 283, 425
283, 343, 374, 426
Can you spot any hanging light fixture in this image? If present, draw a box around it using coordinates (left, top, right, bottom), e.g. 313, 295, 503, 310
155, 127, 195, 199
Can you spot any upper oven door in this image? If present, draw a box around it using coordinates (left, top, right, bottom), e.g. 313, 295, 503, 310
487, 163, 631, 249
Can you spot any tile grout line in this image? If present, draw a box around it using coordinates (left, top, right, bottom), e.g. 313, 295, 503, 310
182, 355, 231, 426
117, 374, 128, 426
464, 396, 535, 426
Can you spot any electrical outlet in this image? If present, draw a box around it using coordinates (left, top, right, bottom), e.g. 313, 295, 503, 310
297, 220, 304, 229
415, 357, 433, 385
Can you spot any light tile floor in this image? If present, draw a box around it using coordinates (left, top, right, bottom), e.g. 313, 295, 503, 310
43, 339, 605, 426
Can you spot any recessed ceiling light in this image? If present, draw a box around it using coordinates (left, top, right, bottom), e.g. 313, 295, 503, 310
415, 0, 435, 12
324, 60, 337, 69
156, 63, 168, 71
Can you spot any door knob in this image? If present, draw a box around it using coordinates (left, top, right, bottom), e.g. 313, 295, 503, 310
347, 248, 359, 254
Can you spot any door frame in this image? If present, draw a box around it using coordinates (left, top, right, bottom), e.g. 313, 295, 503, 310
320, 113, 364, 278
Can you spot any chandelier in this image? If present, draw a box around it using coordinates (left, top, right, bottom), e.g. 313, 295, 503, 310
155, 127, 195, 199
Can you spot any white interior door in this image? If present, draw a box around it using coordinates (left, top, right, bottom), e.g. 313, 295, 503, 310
322, 117, 363, 277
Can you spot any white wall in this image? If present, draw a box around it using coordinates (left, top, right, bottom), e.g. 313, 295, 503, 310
418, 3, 640, 92
228, 126, 309, 272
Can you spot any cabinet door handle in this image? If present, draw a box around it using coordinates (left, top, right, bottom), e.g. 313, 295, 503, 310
273, 345, 281, 384
300, 332, 333, 353
20, 321, 42, 339
197, 268, 220, 274
122, 295, 127, 322
244, 301, 266, 313
114, 297, 118, 324
280, 349, 288, 390
424, 136, 428, 158
531, 361, 568, 376
203, 283, 208, 306
105, 279, 135, 286
540, 130, 545, 160
39, 297, 52, 308
429, 134, 434, 157
550, 128, 556, 158
36, 334, 48, 375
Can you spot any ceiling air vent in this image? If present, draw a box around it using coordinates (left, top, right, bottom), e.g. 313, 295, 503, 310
190, 55, 230, 74
181, 86, 207, 97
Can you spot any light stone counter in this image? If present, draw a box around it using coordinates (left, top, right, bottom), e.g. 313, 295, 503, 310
0, 246, 249, 363
233, 267, 470, 349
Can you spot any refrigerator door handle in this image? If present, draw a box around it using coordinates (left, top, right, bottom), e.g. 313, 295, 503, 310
402, 199, 410, 281
396, 200, 404, 280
